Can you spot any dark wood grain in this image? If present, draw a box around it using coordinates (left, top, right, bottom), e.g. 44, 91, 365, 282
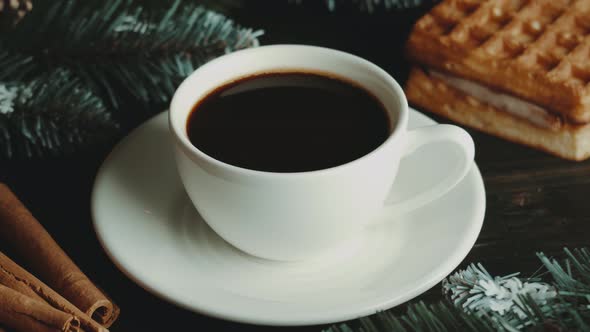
1, 2, 589, 331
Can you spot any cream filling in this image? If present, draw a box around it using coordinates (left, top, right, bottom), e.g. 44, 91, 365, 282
429, 70, 562, 131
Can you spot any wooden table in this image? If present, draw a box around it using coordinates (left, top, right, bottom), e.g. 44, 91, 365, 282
1, 3, 588, 331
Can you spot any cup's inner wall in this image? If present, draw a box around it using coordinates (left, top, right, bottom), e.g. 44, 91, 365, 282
170, 46, 405, 167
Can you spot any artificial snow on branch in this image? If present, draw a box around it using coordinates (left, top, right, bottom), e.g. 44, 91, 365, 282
0, 83, 18, 115
0, 69, 117, 158
0, 0, 263, 109
444, 263, 557, 320
0, 0, 262, 158
325, 248, 590, 332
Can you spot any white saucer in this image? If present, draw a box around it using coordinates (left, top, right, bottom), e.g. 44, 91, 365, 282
92, 108, 486, 326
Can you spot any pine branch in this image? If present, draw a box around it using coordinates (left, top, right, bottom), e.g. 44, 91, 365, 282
290, 0, 440, 12
535, 248, 590, 329
326, 302, 499, 332
325, 248, 590, 332
538, 248, 590, 296
443, 263, 557, 323
0, 69, 117, 158
0, 0, 263, 109
140, 0, 244, 14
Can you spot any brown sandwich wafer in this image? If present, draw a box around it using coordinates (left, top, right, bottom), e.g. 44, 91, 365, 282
406, 0, 590, 123
405, 0, 590, 160
405, 67, 590, 160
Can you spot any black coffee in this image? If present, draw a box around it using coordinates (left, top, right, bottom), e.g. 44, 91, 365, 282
187, 72, 391, 173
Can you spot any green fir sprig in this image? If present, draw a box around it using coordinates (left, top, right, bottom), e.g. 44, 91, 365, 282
0, 0, 262, 158
0, 0, 263, 109
325, 248, 590, 331
0, 69, 117, 158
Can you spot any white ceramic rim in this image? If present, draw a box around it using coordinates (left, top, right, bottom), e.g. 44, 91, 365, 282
168, 44, 409, 178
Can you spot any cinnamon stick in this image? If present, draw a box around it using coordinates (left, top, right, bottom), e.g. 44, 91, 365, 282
0, 184, 119, 327
0, 284, 80, 332
0, 252, 108, 332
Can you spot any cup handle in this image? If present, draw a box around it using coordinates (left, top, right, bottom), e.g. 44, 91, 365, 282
383, 124, 475, 217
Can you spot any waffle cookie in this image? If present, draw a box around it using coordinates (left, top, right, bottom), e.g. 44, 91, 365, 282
405, 0, 590, 160
406, 67, 590, 160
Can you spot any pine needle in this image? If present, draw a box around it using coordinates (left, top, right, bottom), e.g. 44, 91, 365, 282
325, 248, 590, 332
0, 0, 261, 158
0, 0, 263, 110
0, 69, 117, 158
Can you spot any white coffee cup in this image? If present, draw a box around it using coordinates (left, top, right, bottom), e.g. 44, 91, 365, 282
170, 45, 475, 261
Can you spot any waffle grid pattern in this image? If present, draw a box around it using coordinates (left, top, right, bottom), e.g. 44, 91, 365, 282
407, 0, 590, 122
